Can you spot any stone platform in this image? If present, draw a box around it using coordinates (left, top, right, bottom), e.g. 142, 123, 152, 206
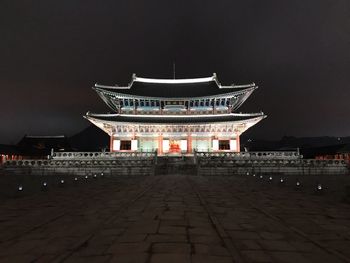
3, 151, 349, 176
0, 175, 350, 262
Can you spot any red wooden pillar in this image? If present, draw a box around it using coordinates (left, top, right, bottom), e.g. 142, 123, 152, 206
158, 134, 163, 155
110, 135, 114, 152
236, 135, 240, 152
187, 134, 192, 153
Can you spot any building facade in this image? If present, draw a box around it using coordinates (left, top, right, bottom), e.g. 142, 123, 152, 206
85, 73, 266, 155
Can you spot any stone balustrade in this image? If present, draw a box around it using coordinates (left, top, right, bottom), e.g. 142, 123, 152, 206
197, 158, 347, 167
195, 151, 301, 160
51, 151, 157, 160
2, 150, 348, 176
4, 158, 155, 167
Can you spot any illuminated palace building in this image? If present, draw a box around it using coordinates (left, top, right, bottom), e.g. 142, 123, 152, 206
85, 74, 266, 155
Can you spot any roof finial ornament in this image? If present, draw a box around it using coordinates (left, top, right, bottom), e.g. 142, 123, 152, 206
173, 62, 176, 79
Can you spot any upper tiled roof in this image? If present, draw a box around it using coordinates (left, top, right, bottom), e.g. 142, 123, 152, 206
94, 74, 256, 98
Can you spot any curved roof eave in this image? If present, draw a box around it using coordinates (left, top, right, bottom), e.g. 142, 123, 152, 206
85, 112, 267, 126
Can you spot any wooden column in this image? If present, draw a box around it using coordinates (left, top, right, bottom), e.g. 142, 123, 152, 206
158, 134, 163, 155
213, 98, 216, 114
236, 135, 240, 152
110, 135, 114, 152
133, 99, 136, 114
187, 133, 192, 153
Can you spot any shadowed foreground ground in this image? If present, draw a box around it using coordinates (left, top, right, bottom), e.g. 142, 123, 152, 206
0, 175, 350, 263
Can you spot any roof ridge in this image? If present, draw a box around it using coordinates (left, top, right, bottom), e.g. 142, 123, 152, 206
133, 74, 216, 84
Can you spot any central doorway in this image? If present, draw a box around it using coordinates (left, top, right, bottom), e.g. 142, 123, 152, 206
163, 139, 187, 154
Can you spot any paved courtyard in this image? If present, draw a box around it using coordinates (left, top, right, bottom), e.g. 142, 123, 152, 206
0, 175, 350, 263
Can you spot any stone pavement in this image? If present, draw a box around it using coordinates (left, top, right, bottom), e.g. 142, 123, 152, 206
0, 175, 350, 263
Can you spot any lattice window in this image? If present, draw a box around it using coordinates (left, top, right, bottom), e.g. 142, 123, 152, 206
219, 140, 230, 150
120, 140, 131, 150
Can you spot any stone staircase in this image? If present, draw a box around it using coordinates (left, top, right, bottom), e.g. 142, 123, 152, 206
155, 156, 197, 175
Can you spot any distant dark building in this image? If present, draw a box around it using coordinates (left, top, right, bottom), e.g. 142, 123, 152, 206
0, 144, 20, 164
69, 125, 109, 152
17, 135, 72, 159
304, 144, 350, 162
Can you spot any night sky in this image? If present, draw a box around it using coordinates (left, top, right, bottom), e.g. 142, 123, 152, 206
1, 0, 349, 144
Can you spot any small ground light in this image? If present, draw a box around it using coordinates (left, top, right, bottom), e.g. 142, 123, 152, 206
246, 172, 250, 176
269, 176, 273, 181
280, 178, 284, 183
296, 181, 301, 187
74, 177, 78, 181
253, 174, 256, 177
100, 172, 104, 177
60, 179, 64, 184
259, 175, 263, 179
42, 182, 48, 191
18, 185, 23, 191
315, 183, 324, 195
85, 175, 88, 179
93, 174, 97, 178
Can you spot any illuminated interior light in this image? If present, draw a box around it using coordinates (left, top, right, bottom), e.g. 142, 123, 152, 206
180, 140, 187, 151
212, 139, 219, 151
131, 140, 138, 151
163, 140, 169, 152
113, 140, 121, 151
230, 139, 237, 151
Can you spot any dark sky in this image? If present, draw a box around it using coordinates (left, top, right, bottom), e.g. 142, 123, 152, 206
0, 0, 349, 144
